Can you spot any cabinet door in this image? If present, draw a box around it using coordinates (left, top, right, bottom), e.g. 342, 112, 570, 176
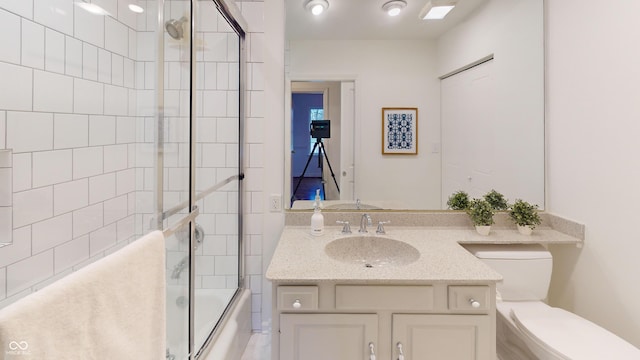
280, 313, 378, 360
393, 314, 491, 360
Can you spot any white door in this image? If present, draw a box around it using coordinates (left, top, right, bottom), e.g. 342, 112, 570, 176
340, 81, 355, 200
441, 60, 495, 206
280, 313, 378, 360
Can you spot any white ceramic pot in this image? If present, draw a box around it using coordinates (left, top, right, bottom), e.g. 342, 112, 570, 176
475, 225, 491, 236
517, 224, 533, 235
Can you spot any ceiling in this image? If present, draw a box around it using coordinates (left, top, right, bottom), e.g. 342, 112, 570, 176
285, 0, 489, 41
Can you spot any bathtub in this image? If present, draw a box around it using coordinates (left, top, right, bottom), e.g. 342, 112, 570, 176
166, 287, 251, 360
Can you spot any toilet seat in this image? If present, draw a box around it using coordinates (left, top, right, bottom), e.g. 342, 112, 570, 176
507, 302, 640, 360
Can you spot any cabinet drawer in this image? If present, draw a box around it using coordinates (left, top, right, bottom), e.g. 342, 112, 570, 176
336, 285, 434, 310
277, 286, 318, 311
448, 286, 490, 312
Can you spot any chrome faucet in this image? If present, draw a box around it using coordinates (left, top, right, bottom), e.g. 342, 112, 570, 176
171, 256, 189, 279
359, 213, 372, 233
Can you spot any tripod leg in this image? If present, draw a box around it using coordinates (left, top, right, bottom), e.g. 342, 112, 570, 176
291, 141, 320, 204
319, 152, 326, 200
319, 141, 341, 193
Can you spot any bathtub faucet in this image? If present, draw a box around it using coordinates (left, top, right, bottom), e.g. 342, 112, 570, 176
171, 256, 189, 279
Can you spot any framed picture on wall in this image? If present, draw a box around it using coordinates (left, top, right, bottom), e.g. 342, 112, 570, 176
382, 107, 418, 155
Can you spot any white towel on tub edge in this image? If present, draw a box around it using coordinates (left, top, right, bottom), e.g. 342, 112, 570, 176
0, 230, 166, 360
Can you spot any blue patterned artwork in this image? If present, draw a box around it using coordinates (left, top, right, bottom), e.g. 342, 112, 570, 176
382, 108, 418, 154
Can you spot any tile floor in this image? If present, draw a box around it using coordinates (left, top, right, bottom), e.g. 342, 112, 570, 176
240, 333, 270, 360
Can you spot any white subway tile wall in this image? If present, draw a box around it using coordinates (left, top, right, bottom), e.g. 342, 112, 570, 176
21, 19, 45, 70
65, 36, 83, 77
34, 70, 74, 113
0, 63, 33, 111
0, 150, 11, 245
239, 0, 266, 331
83, 42, 99, 80
0, 0, 266, 332
0, 0, 31, 21
35, 0, 73, 36
0, 112, 5, 149
0, 10, 20, 65
45, 28, 65, 74
0, 0, 142, 310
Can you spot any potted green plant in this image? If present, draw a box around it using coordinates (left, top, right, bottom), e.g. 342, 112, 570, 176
484, 189, 509, 211
447, 190, 470, 210
466, 198, 495, 235
508, 199, 542, 235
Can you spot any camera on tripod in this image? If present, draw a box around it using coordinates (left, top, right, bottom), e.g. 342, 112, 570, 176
310, 120, 330, 139
291, 119, 340, 205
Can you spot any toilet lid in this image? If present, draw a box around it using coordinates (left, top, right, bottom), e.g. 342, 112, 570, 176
510, 305, 640, 359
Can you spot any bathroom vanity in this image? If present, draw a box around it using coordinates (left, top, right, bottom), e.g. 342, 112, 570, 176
267, 227, 505, 360
266, 214, 583, 360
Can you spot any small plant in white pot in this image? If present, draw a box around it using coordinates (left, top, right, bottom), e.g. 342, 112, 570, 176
509, 199, 542, 235
466, 198, 495, 236
447, 190, 471, 210
484, 189, 509, 211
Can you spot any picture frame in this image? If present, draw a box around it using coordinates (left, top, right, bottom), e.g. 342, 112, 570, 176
382, 107, 418, 155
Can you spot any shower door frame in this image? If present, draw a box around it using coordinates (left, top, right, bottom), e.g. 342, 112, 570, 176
155, 0, 248, 359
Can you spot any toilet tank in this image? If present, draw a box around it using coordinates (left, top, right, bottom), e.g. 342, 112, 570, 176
463, 244, 553, 301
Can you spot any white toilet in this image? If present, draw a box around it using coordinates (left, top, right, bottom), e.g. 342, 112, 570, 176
464, 244, 640, 360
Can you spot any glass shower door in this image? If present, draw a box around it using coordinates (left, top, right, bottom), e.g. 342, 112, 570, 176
161, 0, 193, 359
159, 0, 244, 358
192, 0, 243, 352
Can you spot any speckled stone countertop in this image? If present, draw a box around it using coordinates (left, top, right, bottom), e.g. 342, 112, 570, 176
268, 212, 584, 284
266, 226, 508, 284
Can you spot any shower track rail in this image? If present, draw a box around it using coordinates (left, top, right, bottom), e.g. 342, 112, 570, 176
157, 174, 241, 222
161, 206, 200, 239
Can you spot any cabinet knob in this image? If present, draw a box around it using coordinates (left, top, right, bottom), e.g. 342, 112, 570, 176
469, 298, 481, 308
369, 342, 376, 360
292, 299, 302, 309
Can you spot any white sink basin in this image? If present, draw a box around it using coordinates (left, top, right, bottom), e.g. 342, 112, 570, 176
324, 236, 420, 267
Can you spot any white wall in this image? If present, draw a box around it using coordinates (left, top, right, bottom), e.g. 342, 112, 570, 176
546, 0, 640, 348
234, 0, 269, 331
289, 40, 442, 209
260, 0, 286, 332
437, 0, 544, 208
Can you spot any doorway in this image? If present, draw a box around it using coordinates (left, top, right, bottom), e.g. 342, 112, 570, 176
291, 92, 326, 201
288, 81, 343, 207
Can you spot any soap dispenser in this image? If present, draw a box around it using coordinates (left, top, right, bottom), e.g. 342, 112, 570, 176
310, 189, 324, 236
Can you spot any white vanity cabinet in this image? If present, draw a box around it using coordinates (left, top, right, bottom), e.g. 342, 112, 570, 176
392, 314, 492, 360
274, 284, 496, 360
280, 313, 378, 360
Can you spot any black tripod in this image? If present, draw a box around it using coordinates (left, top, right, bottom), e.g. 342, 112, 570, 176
291, 138, 340, 205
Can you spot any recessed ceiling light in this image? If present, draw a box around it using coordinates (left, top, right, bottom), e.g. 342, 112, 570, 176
128, 4, 144, 14
382, 0, 407, 17
419, 0, 456, 20
305, 0, 329, 16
